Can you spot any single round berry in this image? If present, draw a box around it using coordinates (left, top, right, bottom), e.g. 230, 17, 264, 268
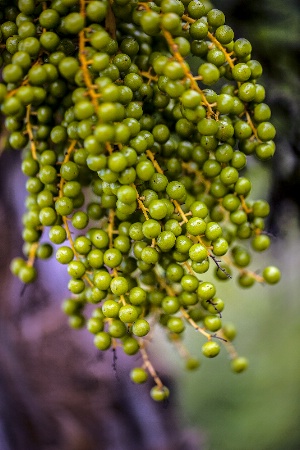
129, 287, 147, 305
197, 282, 216, 300
56, 246, 74, 264
262, 266, 281, 284
110, 277, 129, 296
185, 357, 201, 370
203, 315, 222, 332
202, 341, 220, 358
67, 261, 86, 279
103, 248, 122, 268
93, 270, 112, 290
142, 219, 161, 239
87, 317, 104, 334
167, 316, 185, 334
222, 323, 237, 341
102, 300, 121, 318
198, 63, 220, 85
156, 231, 176, 252
251, 234, 271, 252
150, 385, 170, 402
231, 357, 249, 373
108, 320, 127, 338
122, 337, 140, 355
148, 199, 168, 220
94, 332, 111, 351
18, 265, 37, 284
130, 367, 148, 384
132, 319, 150, 337
119, 304, 139, 323
162, 296, 180, 314
189, 244, 208, 262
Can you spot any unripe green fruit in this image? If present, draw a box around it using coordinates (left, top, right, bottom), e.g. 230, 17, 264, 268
69, 314, 85, 329
108, 320, 127, 338
202, 341, 220, 358
2, 0, 280, 401
251, 234, 271, 252
56, 247, 74, 264
122, 337, 139, 355
18, 265, 37, 283
130, 367, 148, 384
222, 323, 237, 341
110, 277, 129, 295
132, 319, 150, 337
204, 315, 222, 332
263, 266, 281, 284
150, 385, 170, 402
185, 357, 201, 370
231, 357, 249, 373
162, 296, 180, 314
87, 317, 104, 334
102, 300, 121, 318
197, 282, 216, 300
119, 304, 139, 323
94, 332, 111, 351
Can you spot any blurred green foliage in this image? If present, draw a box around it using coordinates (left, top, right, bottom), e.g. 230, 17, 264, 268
179, 247, 300, 449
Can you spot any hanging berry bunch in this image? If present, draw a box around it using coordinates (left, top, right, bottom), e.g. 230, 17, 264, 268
1, 0, 281, 401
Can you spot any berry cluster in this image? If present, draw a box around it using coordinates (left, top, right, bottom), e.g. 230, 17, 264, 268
1, 0, 281, 401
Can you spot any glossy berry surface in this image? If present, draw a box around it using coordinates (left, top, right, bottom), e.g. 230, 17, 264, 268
2, 0, 281, 401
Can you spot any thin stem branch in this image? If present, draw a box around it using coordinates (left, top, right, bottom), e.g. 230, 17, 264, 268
26, 105, 37, 160
139, 339, 164, 389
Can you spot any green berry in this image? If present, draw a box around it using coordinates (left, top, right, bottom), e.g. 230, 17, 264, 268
119, 304, 139, 323
67, 260, 86, 279
93, 270, 112, 290
202, 341, 220, 358
110, 276, 129, 295
87, 317, 104, 334
185, 357, 201, 370
205, 222, 222, 241
132, 319, 150, 337
150, 385, 170, 402
69, 314, 85, 329
130, 367, 148, 384
56, 246, 74, 264
148, 199, 168, 220
222, 323, 237, 341
102, 300, 120, 318
162, 296, 180, 314
262, 266, 281, 284
142, 219, 161, 239
157, 231, 176, 252
122, 336, 139, 355
167, 316, 185, 333
94, 332, 111, 350
18, 265, 37, 283
197, 282, 216, 300
231, 357, 249, 373
108, 319, 127, 338
198, 63, 220, 85
129, 287, 147, 305
215, 25, 234, 45
203, 315, 222, 332
251, 234, 270, 252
